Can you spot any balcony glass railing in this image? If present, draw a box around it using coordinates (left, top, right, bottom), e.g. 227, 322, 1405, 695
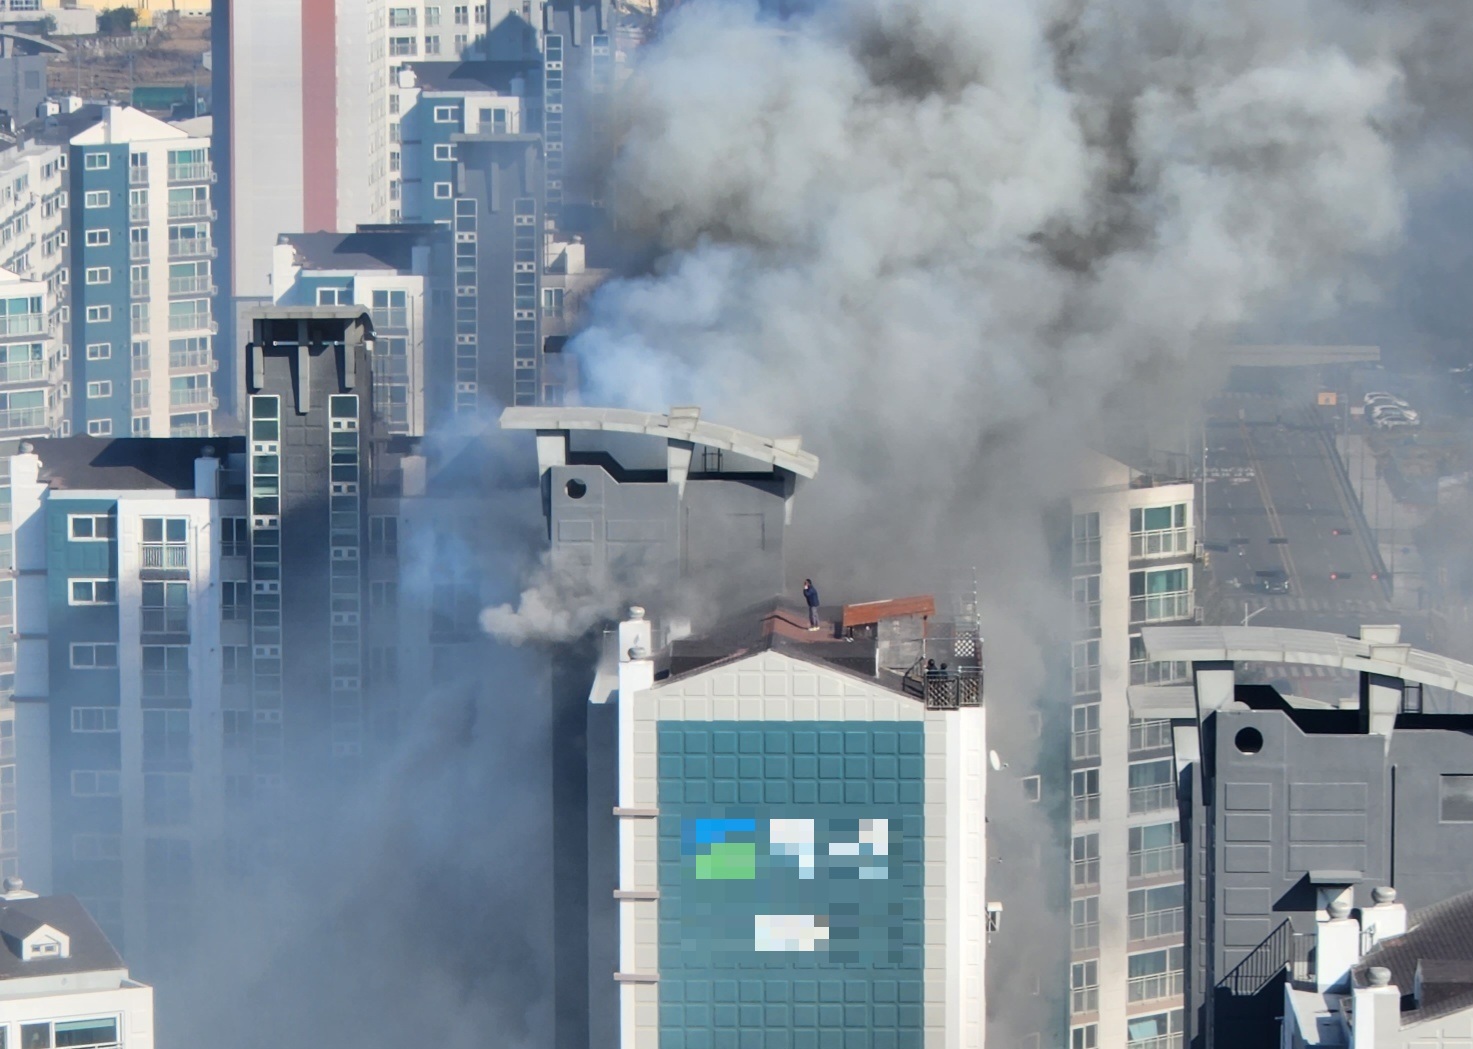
1129, 908, 1185, 942
167, 162, 212, 182
1072, 796, 1100, 823
169, 348, 212, 371
1127, 971, 1185, 1003
1131, 527, 1193, 559
130, 242, 149, 260
1129, 845, 1184, 879
167, 312, 211, 333
1129, 783, 1177, 815
0, 407, 45, 431
168, 238, 212, 259
141, 608, 189, 634
130, 167, 149, 185
168, 275, 212, 296
1130, 720, 1174, 753
0, 315, 42, 337
128, 205, 148, 223
131, 317, 149, 335
1131, 593, 1192, 625
169, 387, 211, 407
167, 200, 212, 220
130, 281, 149, 299
0, 360, 45, 384
1128, 1035, 1183, 1049
141, 672, 189, 698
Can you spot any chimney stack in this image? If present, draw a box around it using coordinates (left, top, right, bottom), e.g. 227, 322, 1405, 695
1363, 886, 1408, 948
1353, 966, 1400, 1047
1317, 898, 1361, 992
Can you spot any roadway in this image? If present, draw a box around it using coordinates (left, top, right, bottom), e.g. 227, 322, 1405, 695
1200, 394, 1424, 692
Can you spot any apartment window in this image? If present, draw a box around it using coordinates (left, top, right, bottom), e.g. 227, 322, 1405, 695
389, 36, 418, 56
1071, 1027, 1097, 1049
1130, 567, 1191, 624
1072, 703, 1100, 761
1128, 1010, 1184, 1049
86, 419, 113, 437
425, 4, 440, 24
317, 286, 352, 307
1072, 639, 1099, 694
369, 646, 399, 686
542, 287, 564, 318
1129, 822, 1183, 878
86, 381, 111, 399
220, 647, 248, 689
370, 580, 398, 608
1071, 768, 1100, 823
1021, 775, 1041, 802
71, 707, 119, 733
85, 342, 111, 360
84, 228, 110, 246
434, 143, 457, 161
68, 513, 114, 541
69, 579, 116, 605
73, 833, 121, 861
371, 289, 408, 330
1129, 883, 1185, 941
85, 305, 111, 323
434, 105, 458, 123
143, 772, 191, 826
1070, 960, 1098, 1015
425, 34, 441, 54
84, 151, 110, 170
223, 709, 250, 748
216, 517, 247, 559
221, 580, 249, 622
453, 4, 468, 23
1071, 895, 1099, 951
1072, 511, 1100, 566
1130, 634, 1189, 685
1129, 759, 1176, 815
141, 516, 188, 569
1072, 574, 1100, 632
85, 267, 110, 285
1131, 503, 1190, 558
141, 581, 188, 634
434, 181, 453, 199
369, 516, 398, 557
71, 770, 120, 797
1441, 775, 1473, 822
387, 6, 416, 25
143, 709, 190, 768
69, 643, 118, 669
141, 644, 188, 699
1129, 718, 1173, 754
83, 189, 109, 208
1072, 833, 1099, 887
474, 3, 486, 21
1128, 946, 1185, 1003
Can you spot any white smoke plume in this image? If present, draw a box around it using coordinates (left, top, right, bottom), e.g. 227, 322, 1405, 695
480, 552, 628, 643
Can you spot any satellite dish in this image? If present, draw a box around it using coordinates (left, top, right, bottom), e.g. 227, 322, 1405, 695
989, 750, 1003, 771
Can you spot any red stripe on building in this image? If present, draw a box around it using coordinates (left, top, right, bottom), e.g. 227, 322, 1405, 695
301, 0, 337, 231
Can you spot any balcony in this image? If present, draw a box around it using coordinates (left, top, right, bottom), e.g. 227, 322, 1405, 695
131, 316, 149, 336
141, 672, 189, 699
1128, 1035, 1183, 1049
131, 280, 149, 299
130, 166, 149, 185
1072, 796, 1100, 823
140, 543, 188, 569
166, 200, 213, 220
167, 162, 212, 183
141, 608, 189, 635
0, 407, 45, 431
1127, 971, 1184, 1003
130, 242, 149, 260
128, 205, 147, 223
0, 314, 42, 337
1129, 907, 1185, 942
1129, 783, 1177, 815
1130, 720, 1174, 754
169, 387, 213, 408
167, 312, 213, 333
1130, 593, 1193, 625
168, 275, 214, 296
1129, 844, 1184, 879
168, 347, 213, 371
0, 360, 46, 384
168, 238, 213, 259
1131, 527, 1193, 559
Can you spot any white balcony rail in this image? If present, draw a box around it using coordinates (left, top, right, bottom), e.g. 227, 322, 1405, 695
130, 167, 149, 185
0, 360, 46, 384
1129, 844, 1184, 878
169, 387, 211, 407
167, 238, 213, 259
130, 242, 149, 260
1127, 971, 1185, 1003
1129, 908, 1185, 942
1131, 527, 1193, 559
140, 543, 188, 569
1129, 783, 1177, 815
167, 162, 212, 182
0, 406, 43, 431
168, 348, 212, 371
0, 315, 43, 337
167, 312, 211, 333
168, 275, 213, 295
166, 200, 212, 220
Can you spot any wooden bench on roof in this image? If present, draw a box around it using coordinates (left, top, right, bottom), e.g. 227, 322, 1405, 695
841, 595, 936, 631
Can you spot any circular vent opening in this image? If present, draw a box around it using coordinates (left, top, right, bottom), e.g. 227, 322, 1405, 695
1235, 727, 1264, 754
565, 478, 588, 499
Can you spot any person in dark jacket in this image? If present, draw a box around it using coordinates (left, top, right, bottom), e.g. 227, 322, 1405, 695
802, 579, 820, 630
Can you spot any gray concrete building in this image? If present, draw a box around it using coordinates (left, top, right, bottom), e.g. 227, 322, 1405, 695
1133, 624, 1473, 1049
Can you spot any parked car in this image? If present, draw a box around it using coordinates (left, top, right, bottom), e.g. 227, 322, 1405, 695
1371, 403, 1419, 422
1365, 392, 1410, 409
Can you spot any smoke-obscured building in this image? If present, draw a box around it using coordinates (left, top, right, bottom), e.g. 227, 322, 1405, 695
1134, 623, 1473, 1049
593, 597, 987, 1049
272, 225, 453, 436
1062, 452, 1197, 1049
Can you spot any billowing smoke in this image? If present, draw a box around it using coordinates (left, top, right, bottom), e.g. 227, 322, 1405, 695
561, 0, 1461, 1037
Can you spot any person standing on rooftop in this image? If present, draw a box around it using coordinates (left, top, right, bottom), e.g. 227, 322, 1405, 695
802, 578, 820, 630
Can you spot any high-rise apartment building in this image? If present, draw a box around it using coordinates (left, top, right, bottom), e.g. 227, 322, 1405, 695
272, 225, 452, 435
399, 60, 547, 409
1066, 452, 1196, 1049
0, 878, 156, 1049
66, 106, 216, 439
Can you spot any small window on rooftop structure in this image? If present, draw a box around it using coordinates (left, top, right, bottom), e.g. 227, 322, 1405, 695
1442, 775, 1473, 822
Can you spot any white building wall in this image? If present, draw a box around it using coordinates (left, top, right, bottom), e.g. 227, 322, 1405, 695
8, 451, 48, 889
0, 980, 154, 1049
